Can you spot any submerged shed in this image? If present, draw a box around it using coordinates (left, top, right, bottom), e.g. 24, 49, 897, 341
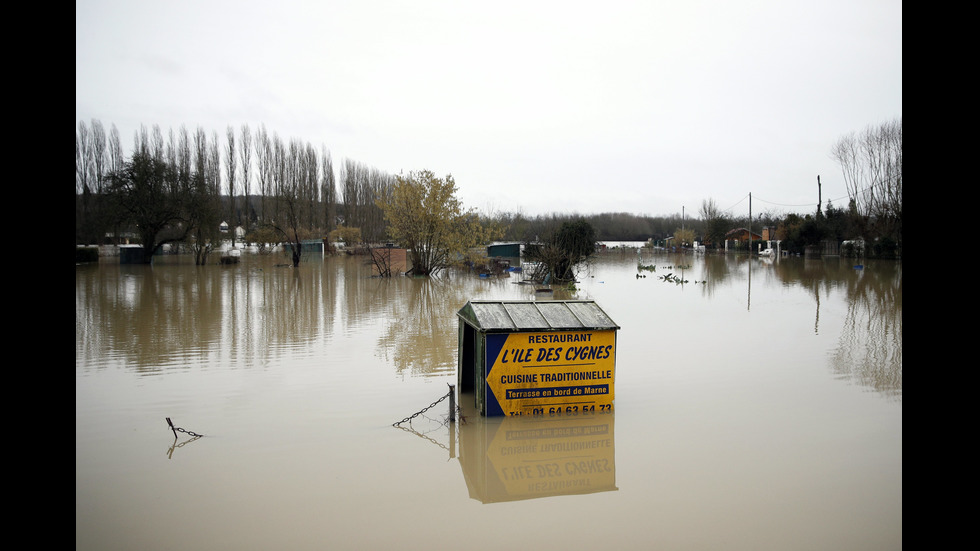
457, 300, 620, 416
486, 242, 521, 258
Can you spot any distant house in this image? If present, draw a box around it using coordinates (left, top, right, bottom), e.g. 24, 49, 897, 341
725, 228, 761, 252
219, 222, 246, 239
725, 228, 763, 242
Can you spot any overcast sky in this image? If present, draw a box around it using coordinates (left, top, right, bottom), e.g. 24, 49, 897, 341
76, 0, 901, 218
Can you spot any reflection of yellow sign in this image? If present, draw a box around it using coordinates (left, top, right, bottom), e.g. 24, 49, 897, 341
456, 408, 617, 503
485, 330, 616, 417
488, 414, 616, 499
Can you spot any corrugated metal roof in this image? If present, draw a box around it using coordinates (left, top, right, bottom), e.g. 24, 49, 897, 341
457, 300, 619, 332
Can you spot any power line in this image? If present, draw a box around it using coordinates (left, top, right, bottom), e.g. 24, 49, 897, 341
750, 195, 816, 209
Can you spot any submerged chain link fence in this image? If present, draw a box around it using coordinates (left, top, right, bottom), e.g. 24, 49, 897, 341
166, 417, 204, 438
393, 384, 456, 427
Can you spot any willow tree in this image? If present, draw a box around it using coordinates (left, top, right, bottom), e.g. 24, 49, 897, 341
379, 170, 498, 276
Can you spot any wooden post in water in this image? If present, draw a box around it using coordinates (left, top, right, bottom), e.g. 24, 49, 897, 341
448, 384, 455, 423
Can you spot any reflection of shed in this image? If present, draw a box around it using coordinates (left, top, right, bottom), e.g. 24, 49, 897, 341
457, 300, 620, 416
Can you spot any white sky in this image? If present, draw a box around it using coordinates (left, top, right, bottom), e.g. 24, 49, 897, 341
76, 0, 902, 218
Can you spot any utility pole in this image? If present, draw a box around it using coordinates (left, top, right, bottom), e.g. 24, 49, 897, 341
748, 193, 752, 253
817, 175, 822, 216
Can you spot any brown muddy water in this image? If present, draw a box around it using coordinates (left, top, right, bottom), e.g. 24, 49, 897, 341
76, 249, 902, 550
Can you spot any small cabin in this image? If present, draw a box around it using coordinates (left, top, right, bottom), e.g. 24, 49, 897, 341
456, 300, 620, 416
486, 242, 521, 258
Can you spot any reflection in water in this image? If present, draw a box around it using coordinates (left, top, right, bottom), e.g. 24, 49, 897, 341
77, 255, 544, 376
77, 250, 902, 551
627, 253, 902, 399
75, 263, 233, 373
377, 275, 468, 378
165, 434, 202, 460
827, 261, 902, 399
457, 405, 617, 503
769, 257, 902, 399
77, 252, 902, 400
397, 394, 617, 504
374, 270, 580, 377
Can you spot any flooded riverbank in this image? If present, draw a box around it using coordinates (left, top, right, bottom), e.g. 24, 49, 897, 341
76, 251, 901, 550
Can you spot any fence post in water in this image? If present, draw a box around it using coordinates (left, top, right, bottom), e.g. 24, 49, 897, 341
448, 384, 455, 423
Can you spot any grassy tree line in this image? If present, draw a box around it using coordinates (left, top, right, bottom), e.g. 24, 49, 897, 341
484, 197, 898, 258
76, 120, 397, 265
78, 116, 900, 265
492, 211, 692, 244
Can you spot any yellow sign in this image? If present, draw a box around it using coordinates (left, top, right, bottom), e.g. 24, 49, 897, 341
484, 330, 616, 416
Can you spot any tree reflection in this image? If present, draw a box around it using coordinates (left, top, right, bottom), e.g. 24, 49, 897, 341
375, 270, 534, 378
829, 262, 902, 400
77, 254, 901, 402
682, 255, 902, 399
377, 274, 470, 378
772, 257, 902, 399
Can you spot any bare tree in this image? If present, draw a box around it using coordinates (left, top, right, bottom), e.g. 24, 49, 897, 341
209, 131, 222, 198
341, 158, 362, 231
255, 125, 272, 225
76, 121, 91, 196
90, 120, 107, 195
172, 127, 192, 198
321, 146, 336, 235
258, 134, 313, 266
76, 122, 93, 243
108, 124, 124, 175
239, 124, 253, 231
366, 167, 393, 242
302, 142, 320, 231
103, 122, 126, 245
179, 128, 223, 264
831, 117, 902, 242
226, 126, 237, 245
339, 159, 393, 242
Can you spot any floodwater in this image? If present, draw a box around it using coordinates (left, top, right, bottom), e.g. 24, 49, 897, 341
76, 248, 902, 551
